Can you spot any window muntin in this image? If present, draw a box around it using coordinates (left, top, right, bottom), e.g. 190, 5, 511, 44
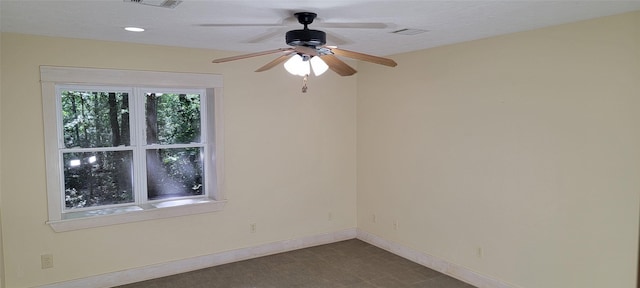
56, 86, 208, 213
41, 66, 225, 232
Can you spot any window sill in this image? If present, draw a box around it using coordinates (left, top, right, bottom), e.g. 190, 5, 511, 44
47, 199, 227, 232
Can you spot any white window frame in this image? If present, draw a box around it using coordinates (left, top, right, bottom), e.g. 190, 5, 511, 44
40, 66, 226, 232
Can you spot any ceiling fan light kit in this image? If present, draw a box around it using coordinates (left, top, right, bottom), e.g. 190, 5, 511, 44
284, 54, 310, 76
212, 11, 398, 93
309, 56, 329, 76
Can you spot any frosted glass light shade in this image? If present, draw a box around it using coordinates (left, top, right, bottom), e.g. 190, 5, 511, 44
284, 54, 310, 76
310, 56, 329, 76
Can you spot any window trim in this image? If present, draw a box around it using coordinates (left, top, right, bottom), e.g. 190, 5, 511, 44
40, 66, 226, 232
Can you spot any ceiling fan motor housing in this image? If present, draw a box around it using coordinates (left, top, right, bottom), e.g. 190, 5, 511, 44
286, 29, 326, 47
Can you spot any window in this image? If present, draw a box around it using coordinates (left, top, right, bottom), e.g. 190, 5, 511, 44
41, 67, 225, 232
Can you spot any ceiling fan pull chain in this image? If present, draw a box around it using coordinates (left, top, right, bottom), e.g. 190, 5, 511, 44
302, 74, 309, 93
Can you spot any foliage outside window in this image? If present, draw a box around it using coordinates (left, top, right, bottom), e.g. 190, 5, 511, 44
59, 87, 208, 211
41, 66, 225, 232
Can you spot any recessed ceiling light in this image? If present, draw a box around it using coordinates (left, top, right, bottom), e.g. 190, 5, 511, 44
124, 27, 145, 32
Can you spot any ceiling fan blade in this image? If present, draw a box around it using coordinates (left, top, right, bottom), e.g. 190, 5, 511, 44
315, 22, 388, 29
293, 46, 318, 56
198, 23, 285, 27
212, 48, 292, 63
255, 51, 296, 72
325, 32, 350, 46
246, 28, 288, 43
330, 48, 397, 67
320, 54, 357, 76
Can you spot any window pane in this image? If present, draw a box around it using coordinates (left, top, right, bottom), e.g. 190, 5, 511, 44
146, 147, 204, 200
63, 151, 134, 209
61, 90, 130, 148
145, 93, 201, 145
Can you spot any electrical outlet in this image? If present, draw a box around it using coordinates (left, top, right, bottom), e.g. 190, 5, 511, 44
250, 223, 257, 233
393, 220, 399, 230
41, 254, 54, 269
372, 214, 377, 223
476, 247, 483, 258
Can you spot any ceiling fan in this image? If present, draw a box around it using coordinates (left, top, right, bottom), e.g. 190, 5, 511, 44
211, 12, 398, 78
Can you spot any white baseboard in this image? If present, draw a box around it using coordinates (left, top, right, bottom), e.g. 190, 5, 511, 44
356, 229, 517, 288
36, 228, 515, 288
36, 228, 357, 288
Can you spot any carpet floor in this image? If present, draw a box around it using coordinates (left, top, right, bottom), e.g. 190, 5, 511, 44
116, 239, 476, 288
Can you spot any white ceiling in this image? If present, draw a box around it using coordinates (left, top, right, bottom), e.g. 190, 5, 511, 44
1, 0, 640, 57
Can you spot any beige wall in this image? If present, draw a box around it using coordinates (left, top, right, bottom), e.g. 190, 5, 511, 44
1, 11, 640, 288
357, 11, 640, 288
0, 33, 357, 287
